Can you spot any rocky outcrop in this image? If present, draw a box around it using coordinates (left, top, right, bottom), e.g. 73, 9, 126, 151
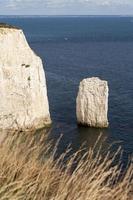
0, 24, 51, 130
76, 77, 109, 128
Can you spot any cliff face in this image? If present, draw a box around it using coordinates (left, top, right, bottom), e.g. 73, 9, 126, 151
76, 77, 109, 128
0, 25, 51, 130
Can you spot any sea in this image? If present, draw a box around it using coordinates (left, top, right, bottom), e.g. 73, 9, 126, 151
0, 16, 133, 164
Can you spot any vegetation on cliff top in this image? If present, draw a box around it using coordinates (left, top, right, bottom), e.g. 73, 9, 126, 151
0, 23, 19, 29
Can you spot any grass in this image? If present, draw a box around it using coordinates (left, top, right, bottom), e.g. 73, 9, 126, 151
27, 76, 31, 81
0, 130, 132, 200
0, 23, 19, 29
25, 65, 30, 68
21, 64, 30, 68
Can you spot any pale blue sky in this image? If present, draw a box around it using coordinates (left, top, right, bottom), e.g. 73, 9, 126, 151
0, 0, 133, 15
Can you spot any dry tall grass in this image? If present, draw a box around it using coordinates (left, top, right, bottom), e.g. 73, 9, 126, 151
0, 130, 132, 200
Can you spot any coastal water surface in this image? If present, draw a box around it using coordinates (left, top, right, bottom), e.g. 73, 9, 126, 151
1, 16, 133, 164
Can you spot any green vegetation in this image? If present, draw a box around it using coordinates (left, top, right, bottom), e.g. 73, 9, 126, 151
25, 64, 30, 68
0, 23, 19, 30
21, 64, 30, 68
28, 76, 31, 81
0, 131, 132, 200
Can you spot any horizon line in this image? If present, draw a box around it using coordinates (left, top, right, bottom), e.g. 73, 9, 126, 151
0, 14, 133, 17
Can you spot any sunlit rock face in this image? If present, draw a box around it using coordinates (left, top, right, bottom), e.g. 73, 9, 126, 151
76, 77, 109, 128
0, 24, 51, 130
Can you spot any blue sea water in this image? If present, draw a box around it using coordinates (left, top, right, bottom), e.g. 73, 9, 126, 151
0, 16, 133, 163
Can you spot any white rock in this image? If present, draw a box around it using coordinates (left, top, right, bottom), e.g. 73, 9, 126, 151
0, 24, 51, 130
76, 77, 109, 128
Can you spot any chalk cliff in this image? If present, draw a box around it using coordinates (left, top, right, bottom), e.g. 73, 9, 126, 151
0, 24, 51, 130
76, 77, 109, 128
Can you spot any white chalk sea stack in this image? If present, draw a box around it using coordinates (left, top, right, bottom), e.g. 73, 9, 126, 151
0, 24, 51, 130
76, 77, 109, 128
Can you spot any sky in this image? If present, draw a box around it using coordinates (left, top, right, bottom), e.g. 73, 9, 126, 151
0, 0, 133, 15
